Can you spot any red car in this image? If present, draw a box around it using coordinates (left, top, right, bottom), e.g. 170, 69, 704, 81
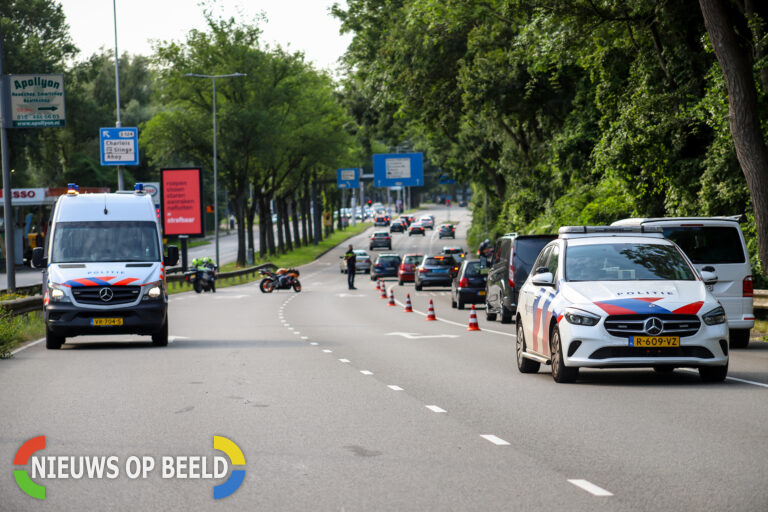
398, 253, 424, 285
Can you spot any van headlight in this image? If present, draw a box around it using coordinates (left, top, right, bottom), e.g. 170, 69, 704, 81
564, 309, 600, 326
144, 281, 164, 301
48, 284, 70, 303
703, 306, 726, 325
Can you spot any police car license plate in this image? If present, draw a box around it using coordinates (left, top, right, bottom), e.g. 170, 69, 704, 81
92, 318, 123, 327
478, 290, 486, 296
629, 336, 679, 347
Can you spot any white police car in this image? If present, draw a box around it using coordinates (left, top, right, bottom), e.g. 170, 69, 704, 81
515, 226, 729, 383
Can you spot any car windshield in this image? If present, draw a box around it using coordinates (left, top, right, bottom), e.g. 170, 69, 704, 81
404, 255, 422, 264
354, 250, 368, 257
51, 221, 160, 263
661, 226, 745, 264
463, 261, 481, 277
373, 233, 389, 238
378, 256, 400, 264
565, 243, 696, 281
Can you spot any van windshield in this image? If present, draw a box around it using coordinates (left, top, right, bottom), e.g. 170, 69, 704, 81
52, 221, 160, 263
661, 226, 745, 264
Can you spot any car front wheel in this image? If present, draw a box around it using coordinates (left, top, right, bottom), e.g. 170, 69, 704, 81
550, 326, 578, 383
699, 363, 728, 382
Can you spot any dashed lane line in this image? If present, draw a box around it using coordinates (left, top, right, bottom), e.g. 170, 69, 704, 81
360, 370, 373, 375
388, 385, 404, 391
425, 405, 446, 413
480, 435, 510, 446
567, 479, 613, 497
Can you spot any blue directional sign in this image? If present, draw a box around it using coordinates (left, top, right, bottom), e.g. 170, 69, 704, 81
438, 174, 456, 185
99, 127, 139, 166
373, 153, 424, 188
337, 168, 360, 189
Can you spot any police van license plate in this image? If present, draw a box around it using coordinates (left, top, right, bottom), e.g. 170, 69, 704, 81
92, 318, 123, 327
629, 336, 679, 347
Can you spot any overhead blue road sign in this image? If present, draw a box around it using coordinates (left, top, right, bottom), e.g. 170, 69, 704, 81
337, 168, 360, 189
373, 153, 424, 188
438, 174, 456, 185
100, 127, 139, 166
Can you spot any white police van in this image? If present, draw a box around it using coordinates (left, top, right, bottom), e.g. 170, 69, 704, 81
516, 226, 729, 383
33, 184, 178, 349
612, 216, 754, 347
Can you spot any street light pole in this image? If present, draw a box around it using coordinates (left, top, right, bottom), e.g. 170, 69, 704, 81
112, 0, 124, 190
183, 72, 245, 267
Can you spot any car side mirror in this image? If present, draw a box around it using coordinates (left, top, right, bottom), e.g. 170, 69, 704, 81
534, 266, 549, 275
32, 247, 46, 268
532, 272, 554, 286
165, 245, 179, 267
700, 270, 718, 285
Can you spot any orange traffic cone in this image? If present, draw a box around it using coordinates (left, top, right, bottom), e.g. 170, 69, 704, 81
467, 305, 481, 331
376, 278, 381, 290
380, 282, 388, 299
425, 299, 437, 321
404, 294, 413, 312
388, 288, 396, 306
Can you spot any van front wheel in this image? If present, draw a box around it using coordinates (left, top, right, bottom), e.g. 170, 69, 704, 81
152, 319, 168, 346
45, 327, 64, 350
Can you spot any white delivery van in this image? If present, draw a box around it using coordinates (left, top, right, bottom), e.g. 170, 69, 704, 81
33, 184, 178, 349
612, 216, 754, 348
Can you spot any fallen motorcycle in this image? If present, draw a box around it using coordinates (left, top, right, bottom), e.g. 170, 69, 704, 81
259, 268, 301, 293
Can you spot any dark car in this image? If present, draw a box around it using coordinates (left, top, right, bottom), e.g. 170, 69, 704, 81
371, 253, 402, 281
402, 214, 415, 226
390, 220, 405, 233
414, 255, 455, 291
451, 260, 487, 309
369, 231, 392, 250
439, 224, 456, 239
408, 222, 426, 236
485, 233, 556, 323
398, 253, 424, 285
441, 246, 466, 262
374, 215, 390, 227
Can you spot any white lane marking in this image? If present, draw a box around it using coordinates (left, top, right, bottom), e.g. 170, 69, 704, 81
337, 293, 365, 298
302, 336, 309, 340
386, 332, 459, 340
388, 385, 403, 391
678, 368, 768, 388
568, 479, 613, 497
360, 370, 373, 375
322, 349, 333, 353
310, 342, 319, 346
425, 405, 446, 413
11, 338, 44, 355
480, 435, 510, 446
213, 295, 247, 299
393, 299, 514, 337
339, 359, 351, 363
284, 324, 291, 328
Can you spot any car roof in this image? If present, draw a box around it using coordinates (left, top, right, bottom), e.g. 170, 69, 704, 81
353, 249, 368, 254
612, 216, 743, 227
404, 253, 424, 257
373, 231, 389, 235
377, 253, 400, 258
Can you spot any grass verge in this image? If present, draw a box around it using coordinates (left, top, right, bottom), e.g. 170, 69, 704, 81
168, 223, 372, 294
0, 310, 45, 358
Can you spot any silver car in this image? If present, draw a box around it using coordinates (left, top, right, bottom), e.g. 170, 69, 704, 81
340, 249, 372, 274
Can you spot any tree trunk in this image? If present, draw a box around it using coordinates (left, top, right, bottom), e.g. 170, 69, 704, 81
265, 197, 276, 255
283, 197, 294, 252
275, 196, 285, 254
290, 197, 301, 249
247, 188, 257, 264
233, 193, 247, 268
699, 0, 768, 270
258, 195, 268, 259
302, 183, 311, 244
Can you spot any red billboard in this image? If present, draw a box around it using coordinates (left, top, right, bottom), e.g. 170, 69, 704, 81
161, 168, 204, 236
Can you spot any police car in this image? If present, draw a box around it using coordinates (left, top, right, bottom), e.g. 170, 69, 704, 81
515, 226, 729, 383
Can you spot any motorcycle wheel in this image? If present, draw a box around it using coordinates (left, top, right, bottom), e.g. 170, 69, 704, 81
260, 278, 275, 293
193, 280, 203, 293
293, 280, 302, 293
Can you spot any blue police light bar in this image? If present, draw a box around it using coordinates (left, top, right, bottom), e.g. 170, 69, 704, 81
558, 225, 664, 235
134, 183, 144, 193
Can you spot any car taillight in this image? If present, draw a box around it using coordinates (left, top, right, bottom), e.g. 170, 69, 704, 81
459, 277, 469, 287
419, 268, 429, 273
508, 263, 515, 289
365, 259, 371, 263
744, 275, 753, 297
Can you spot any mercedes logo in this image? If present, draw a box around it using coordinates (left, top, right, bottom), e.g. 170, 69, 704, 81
99, 288, 114, 302
644, 317, 663, 336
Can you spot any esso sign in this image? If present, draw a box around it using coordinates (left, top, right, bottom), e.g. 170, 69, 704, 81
0, 188, 46, 204
142, 182, 161, 205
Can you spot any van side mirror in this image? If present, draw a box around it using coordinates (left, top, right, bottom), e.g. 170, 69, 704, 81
32, 247, 46, 268
700, 270, 718, 285
165, 245, 179, 267
532, 272, 554, 286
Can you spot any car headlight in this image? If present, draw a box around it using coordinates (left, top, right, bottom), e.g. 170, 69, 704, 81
703, 306, 726, 325
564, 309, 600, 326
144, 281, 164, 301
47, 284, 70, 303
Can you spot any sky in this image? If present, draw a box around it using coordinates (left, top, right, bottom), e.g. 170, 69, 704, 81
57, 1, 353, 72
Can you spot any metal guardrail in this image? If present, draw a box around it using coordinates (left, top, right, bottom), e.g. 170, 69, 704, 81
1, 263, 276, 317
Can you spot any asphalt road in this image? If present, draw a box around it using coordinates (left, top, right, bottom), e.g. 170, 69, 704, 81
2, 205, 767, 511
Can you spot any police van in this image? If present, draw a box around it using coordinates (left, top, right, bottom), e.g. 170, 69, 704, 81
33, 184, 178, 349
